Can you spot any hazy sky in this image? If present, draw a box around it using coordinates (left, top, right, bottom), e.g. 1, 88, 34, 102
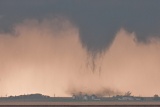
0, 0, 160, 97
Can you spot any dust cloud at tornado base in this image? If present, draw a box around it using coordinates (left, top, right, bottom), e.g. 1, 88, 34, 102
0, 19, 160, 97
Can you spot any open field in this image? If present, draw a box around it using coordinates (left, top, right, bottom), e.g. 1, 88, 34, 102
1, 101, 160, 106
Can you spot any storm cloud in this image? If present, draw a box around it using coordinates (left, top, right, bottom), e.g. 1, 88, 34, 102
0, 0, 160, 53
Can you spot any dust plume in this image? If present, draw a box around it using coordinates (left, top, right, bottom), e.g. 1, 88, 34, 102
0, 18, 160, 97
67, 86, 121, 97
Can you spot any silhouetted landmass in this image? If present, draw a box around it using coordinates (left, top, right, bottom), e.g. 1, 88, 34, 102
0, 93, 75, 102
1, 93, 160, 102
0, 93, 52, 102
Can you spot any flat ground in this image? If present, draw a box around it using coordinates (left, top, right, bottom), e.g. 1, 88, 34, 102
1, 101, 160, 106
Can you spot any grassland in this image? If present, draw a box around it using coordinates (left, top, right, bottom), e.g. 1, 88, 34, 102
1, 101, 160, 106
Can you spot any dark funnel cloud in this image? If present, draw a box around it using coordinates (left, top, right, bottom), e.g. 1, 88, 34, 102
0, 0, 160, 53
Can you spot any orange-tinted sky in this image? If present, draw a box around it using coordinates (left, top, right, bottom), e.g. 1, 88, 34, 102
0, 19, 160, 97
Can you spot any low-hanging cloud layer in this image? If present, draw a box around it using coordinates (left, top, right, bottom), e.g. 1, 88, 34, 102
0, 0, 160, 53
0, 19, 160, 97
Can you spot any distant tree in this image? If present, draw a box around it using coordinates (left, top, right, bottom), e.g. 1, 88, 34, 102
153, 94, 160, 100
125, 91, 131, 96
154, 94, 159, 97
154, 94, 159, 100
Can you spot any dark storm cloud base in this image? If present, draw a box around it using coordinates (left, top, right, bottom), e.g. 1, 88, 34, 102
1, 0, 160, 53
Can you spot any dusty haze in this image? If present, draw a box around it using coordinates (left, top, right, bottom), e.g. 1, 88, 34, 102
0, 19, 160, 97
